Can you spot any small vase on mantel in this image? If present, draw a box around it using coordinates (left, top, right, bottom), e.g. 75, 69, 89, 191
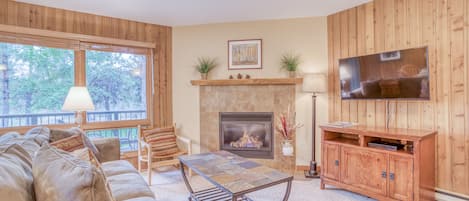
288, 71, 296, 78
200, 73, 208, 80
282, 140, 294, 156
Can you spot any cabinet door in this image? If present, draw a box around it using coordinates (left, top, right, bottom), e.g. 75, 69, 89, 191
389, 155, 413, 201
340, 146, 388, 196
322, 143, 340, 180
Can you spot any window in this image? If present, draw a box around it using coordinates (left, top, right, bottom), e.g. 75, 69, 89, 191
0, 33, 152, 153
0, 42, 74, 128
85, 49, 148, 123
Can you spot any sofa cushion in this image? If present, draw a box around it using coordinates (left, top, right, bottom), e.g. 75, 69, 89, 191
50, 128, 101, 161
0, 144, 34, 201
50, 134, 86, 152
0, 132, 20, 144
24, 127, 50, 146
106, 172, 155, 201
33, 143, 112, 201
101, 160, 138, 177
2, 138, 41, 158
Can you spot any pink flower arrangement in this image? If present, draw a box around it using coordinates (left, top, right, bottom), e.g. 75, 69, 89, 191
276, 106, 303, 141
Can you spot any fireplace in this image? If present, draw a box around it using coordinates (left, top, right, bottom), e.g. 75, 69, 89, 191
219, 112, 274, 159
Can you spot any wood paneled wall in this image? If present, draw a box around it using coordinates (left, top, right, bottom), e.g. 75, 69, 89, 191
0, 0, 172, 127
327, 0, 469, 195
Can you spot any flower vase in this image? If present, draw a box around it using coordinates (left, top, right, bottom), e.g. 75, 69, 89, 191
281, 140, 294, 156
201, 73, 208, 80
288, 71, 296, 78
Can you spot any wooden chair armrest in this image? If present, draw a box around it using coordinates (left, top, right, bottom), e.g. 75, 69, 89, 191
176, 135, 192, 155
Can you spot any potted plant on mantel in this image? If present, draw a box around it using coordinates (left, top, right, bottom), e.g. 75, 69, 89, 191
276, 106, 303, 156
195, 57, 218, 80
280, 53, 301, 78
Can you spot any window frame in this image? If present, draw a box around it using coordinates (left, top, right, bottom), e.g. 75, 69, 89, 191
0, 32, 153, 134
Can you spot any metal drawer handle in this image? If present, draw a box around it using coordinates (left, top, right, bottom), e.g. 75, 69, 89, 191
390, 173, 395, 180
381, 171, 387, 178
335, 160, 339, 166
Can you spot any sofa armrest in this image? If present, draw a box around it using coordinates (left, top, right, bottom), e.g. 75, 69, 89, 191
91, 137, 121, 162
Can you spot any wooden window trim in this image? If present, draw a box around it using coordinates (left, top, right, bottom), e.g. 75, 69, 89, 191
0, 24, 155, 49
0, 33, 154, 134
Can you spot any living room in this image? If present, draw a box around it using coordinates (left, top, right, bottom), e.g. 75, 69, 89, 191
0, 0, 468, 201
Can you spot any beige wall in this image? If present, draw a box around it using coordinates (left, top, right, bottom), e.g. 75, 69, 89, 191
172, 17, 328, 166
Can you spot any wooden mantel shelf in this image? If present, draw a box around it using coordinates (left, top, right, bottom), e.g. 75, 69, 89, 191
190, 78, 303, 86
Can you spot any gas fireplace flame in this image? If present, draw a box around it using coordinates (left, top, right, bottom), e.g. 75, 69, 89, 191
230, 128, 263, 149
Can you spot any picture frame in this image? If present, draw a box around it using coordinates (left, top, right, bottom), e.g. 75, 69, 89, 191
228, 39, 262, 70
380, 50, 401, 61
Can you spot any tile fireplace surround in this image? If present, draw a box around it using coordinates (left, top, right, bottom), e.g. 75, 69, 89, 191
198, 83, 296, 174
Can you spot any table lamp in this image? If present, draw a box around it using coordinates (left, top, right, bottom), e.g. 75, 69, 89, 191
62, 86, 95, 128
302, 73, 327, 178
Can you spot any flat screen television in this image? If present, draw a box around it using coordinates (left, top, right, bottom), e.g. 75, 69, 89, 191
339, 47, 429, 100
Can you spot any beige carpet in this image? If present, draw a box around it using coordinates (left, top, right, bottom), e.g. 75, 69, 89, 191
141, 167, 376, 201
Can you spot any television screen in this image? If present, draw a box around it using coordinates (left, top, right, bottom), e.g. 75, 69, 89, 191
339, 47, 429, 100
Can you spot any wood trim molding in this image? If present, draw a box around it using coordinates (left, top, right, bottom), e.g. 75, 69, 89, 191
0, 24, 156, 48
191, 78, 303, 86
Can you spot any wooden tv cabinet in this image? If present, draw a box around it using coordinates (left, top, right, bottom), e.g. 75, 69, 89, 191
319, 125, 436, 201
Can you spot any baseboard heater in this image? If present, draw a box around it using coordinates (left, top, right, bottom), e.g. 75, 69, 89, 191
436, 188, 469, 201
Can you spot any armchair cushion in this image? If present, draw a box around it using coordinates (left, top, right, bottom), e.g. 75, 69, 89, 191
142, 127, 179, 157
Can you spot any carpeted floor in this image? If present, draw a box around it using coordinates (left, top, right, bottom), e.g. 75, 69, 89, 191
142, 167, 376, 201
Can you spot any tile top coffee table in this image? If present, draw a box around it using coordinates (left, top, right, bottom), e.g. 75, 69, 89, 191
178, 151, 293, 201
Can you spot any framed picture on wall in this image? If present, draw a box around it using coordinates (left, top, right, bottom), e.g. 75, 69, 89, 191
228, 39, 262, 70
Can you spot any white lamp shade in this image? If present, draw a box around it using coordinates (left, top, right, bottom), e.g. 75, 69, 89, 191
62, 87, 95, 111
303, 73, 327, 93
0, 64, 6, 71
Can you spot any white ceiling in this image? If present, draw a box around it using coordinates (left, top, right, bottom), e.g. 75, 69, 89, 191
18, 0, 370, 26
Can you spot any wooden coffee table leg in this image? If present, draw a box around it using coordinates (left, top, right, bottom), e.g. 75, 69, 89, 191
281, 180, 293, 201
180, 161, 194, 194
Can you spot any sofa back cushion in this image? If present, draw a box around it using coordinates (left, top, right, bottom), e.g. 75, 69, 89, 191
0, 144, 34, 201
33, 143, 112, 201
0, 132, 20, 144
24, 127, 50, 146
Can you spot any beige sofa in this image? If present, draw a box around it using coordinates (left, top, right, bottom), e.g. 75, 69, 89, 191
0, 127, 156, 201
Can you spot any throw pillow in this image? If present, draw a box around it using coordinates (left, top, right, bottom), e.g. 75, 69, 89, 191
143, 127, 180, 157
50, 134, 85, 152
33, 144, 113, 201
50, 128, 101, 161
379, 79, 400, 98
70, 147, 100, 168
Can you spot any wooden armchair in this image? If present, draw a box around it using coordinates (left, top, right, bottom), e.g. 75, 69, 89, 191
137, 125, 192, 185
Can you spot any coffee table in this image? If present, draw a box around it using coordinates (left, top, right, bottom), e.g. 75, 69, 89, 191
178, 151, 293, 201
